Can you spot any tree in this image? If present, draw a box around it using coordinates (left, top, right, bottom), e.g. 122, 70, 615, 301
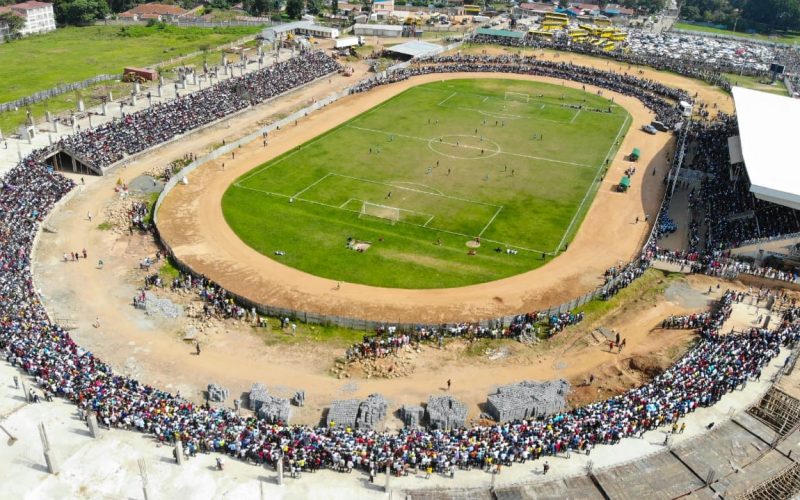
331, 0, 338, 14
54, 0, 110, 25
742, 0, 800, 31
286, 0, 303, 18
0, 12, 24, 40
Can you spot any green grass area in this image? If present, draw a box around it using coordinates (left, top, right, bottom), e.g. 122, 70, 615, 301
0, 24, 261, 105
223, 78, 630, 288
673, 22, 800, 44
722, 72, 790, 96
253, 320, 364, 348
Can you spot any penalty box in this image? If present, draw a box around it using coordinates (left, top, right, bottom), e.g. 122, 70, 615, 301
293, 172, 501, 236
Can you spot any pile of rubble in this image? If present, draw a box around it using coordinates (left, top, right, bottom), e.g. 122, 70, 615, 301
101, 194, 145, 234
427, 395, 468, 430
327, 393, 389, 430
351, 347, 418, 379
486, 379, 570, 422
143, 291, 182, 319
207, 383, 229, 403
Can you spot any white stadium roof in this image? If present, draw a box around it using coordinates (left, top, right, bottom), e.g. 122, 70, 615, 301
732, 86, 800, 210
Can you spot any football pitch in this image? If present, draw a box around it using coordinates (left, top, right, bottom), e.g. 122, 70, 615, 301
223, 78, 631, 288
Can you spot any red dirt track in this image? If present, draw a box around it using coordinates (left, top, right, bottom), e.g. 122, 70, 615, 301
157, 71, 674, 323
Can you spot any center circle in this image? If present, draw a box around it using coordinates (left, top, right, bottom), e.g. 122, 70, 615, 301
427, 134, 501, 160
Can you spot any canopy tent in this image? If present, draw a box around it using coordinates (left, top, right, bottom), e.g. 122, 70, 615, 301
475, 28, 525, 40
630, 148, 640, 161
732, 87, 800, 210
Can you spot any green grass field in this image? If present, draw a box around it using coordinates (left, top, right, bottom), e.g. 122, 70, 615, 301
722, 73, 790, 96
0, 24, 260, 131
223, 79, 630, 288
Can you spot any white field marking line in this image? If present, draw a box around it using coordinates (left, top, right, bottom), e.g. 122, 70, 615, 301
347, 125, 594, 169
411, 85, 622, 112
423, 215, 435, 227
339, 197, 355, 209
569, 109, 581, 124
438, 92, 457, 106
232, 184, 552, 254
553, 113, 631, 254
291, 172, 333, 199
482, 96, 489, 102
331, 172, 499, 207
390, 181, 445, 196
478, 206, 504, 237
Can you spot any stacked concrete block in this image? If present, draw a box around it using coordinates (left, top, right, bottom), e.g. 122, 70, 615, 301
401, 405, 425, 428
486, 379, 570, 422
355, 394, 388, 430
426, 395, 468, 430
326, 399, 361, 428
207, 383, 229, 403
249, 383, 270, 412
256, 395, 292, 424
291, 391, 305, 407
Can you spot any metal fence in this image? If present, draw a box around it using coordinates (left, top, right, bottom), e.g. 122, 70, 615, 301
0, 74, 117, 114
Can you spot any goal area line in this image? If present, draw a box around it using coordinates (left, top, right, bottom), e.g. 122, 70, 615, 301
230, 183, 555, 255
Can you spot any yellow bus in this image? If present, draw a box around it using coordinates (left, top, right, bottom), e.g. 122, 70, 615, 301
603, 41, 615, 51
541, 20, 566, 30
544, 12, 569, 22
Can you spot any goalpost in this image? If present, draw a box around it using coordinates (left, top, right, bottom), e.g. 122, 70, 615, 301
359, 201, 401, 225
504, 91, 530, 103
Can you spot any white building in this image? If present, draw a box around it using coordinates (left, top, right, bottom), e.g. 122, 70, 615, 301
0, 1, 56, 39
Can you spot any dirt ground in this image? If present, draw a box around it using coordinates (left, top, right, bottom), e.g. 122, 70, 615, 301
158, 70, 671, 323
31, 49, 750, 427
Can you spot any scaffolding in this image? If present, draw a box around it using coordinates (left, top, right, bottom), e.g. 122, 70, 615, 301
736, 462, 800, 500
748, 387, 800, 435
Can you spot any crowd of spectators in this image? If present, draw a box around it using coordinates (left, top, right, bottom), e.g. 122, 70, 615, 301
1, 45, 799, 483
352, 54, 690, 128
58, 52, 340, 170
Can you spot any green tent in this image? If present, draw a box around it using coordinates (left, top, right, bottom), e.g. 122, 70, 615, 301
631, 148, 641, 161
619, 176, 631, 191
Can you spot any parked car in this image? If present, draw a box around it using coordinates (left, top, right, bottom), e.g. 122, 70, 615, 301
641, 124, 657, 135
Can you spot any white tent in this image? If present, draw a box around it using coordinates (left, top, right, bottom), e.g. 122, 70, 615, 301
732, 86, 800, 210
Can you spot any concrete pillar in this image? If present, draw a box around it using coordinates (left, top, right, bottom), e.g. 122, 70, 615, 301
159, 75, 164, 87
21, 381, 29, 402
0, 128, 4, 141
17, 148, 22, 161
276, 457, 283, 485
120, 102, 124, 114
384, 464, 391, 493
157, 85, 162, 98
71, 156, 77, 173
87, 413, 100, 438
78, 99, 85, 112
48, 134, 53, 146
53, 119, 59, 133
38, 423, 59, 475
108, 90, 113, 102
148, 95, 153, 106
132, 94, 139, 106
174, 440, 184, 465
102, 102, 108, 116
88, 114, 93, 129
134, 82, 141, 94
46, 111, 52, 123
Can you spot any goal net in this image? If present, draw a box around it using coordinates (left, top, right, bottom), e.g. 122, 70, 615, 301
359, 201, 401, 225
504, 91, 530, 103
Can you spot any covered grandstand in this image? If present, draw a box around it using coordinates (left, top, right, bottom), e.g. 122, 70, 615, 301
733, 87, 800, 211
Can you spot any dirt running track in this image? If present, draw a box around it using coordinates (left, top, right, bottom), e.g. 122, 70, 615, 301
159, 70, 675, 323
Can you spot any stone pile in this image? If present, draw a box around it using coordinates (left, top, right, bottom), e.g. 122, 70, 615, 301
326, 399, 361, 428
355, 394, 388, 430
400, 405, 425, 428
291, 391, 305, 407
207, 383, 229, 403
486, 379, 570, 422
143, 291, 183, 319
248, 383, 270, 412
256, 394, 292, 424
426, 395, 468, 430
